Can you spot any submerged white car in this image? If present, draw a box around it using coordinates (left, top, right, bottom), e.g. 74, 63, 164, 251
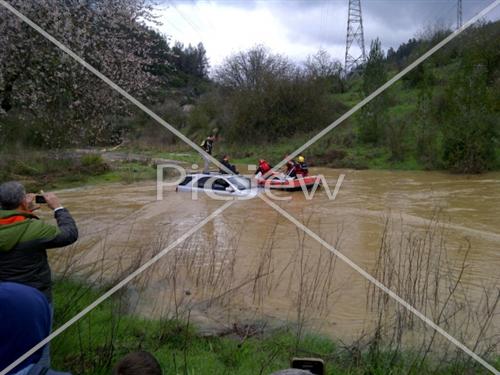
176, 173, 258, 198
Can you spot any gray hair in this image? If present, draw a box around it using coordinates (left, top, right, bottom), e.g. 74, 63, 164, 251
270, 370, 312, 375
0, 181, 26, 210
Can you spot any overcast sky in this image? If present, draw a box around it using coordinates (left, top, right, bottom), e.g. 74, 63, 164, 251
152, 0, 499, 68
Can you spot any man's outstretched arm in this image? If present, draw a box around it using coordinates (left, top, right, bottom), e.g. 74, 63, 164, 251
42, 193, 78, 249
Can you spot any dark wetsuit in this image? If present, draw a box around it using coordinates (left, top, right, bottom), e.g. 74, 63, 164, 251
295, 162, 309, 177
219, 159, 238, 174
286, 160, 298, 178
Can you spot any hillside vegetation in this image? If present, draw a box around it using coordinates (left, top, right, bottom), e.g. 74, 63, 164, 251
1, 1, 499, 173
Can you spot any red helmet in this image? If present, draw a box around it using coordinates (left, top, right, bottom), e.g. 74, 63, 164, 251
259, 159, 266, 165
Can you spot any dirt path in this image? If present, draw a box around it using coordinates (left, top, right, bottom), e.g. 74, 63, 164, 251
71, 148, 187, 166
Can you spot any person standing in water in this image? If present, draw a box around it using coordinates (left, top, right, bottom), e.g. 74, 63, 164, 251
219, 155, 239, 174
200, 133, 216, 173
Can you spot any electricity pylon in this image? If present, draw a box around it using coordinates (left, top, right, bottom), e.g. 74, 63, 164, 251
344, 0, 366, 74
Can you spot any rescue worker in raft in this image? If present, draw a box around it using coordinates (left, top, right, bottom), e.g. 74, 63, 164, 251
282, 154, 297, 178
295, 155, 309, 177
255, 159, 272, 178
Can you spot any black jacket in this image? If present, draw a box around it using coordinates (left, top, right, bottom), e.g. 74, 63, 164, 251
0, 208, 78, 303
201, 138, 214, 154
219, 159, 238, 174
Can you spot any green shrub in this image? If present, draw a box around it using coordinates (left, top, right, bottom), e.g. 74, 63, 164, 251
80, 154, 109, 174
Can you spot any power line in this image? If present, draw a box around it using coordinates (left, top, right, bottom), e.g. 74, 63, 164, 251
191, 0, 217, 34
160, 9, 185, 35
167, 0, 204, 41
457, 0, 463, 28
318, 0, 326, 50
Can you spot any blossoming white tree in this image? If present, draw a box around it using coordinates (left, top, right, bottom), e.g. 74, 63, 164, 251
0, 0, 168, 147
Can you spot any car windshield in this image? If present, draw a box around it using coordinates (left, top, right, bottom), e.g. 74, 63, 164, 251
228, 176, 251, 190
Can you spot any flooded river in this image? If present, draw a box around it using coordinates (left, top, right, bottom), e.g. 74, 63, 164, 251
46, 168, 500, 349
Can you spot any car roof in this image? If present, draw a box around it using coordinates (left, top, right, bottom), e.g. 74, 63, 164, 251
186, 173, 243, 178
186, 173, 225, 178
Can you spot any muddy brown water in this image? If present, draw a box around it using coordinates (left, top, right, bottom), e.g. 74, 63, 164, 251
44, 168, 500, 346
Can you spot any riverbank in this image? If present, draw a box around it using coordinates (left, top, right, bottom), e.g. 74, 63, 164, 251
2, 142, 500, 192
123, 143, 426, 171
81, 140, 500, 173
51, 279, 499, 375
0, 150, 157, 191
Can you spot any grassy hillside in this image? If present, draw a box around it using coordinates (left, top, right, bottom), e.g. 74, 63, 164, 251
1, 18, 498, 175
121, 21, 499, 173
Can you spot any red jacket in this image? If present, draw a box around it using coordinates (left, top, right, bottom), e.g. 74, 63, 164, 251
259, 161, 272, 174
295, 163, 309, 176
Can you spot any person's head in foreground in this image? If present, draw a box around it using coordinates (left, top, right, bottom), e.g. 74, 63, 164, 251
0, 282, 51, 374
0, 181, 32, 211
113, 351, 162, 375
271, 370, 312, 375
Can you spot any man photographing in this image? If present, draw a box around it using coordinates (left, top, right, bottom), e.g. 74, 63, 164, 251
0, 181, 78, 366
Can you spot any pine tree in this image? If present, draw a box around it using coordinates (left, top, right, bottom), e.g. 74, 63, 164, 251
359, 38, 388, 144
415, 66, 439, 168
442, 62, 496, 173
